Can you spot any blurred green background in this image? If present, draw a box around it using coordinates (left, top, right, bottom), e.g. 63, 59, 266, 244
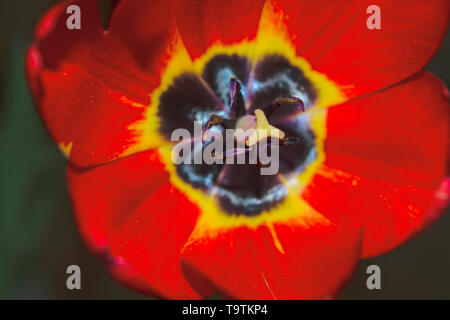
0, 0, 448, 300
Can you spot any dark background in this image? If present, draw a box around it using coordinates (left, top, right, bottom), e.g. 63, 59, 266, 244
0, 0, 448, 299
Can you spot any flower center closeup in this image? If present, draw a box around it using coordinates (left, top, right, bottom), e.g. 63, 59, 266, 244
156, 54, 319, 217
202, 78, 304, 159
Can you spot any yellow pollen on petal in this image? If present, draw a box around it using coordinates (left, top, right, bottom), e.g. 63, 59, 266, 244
261, 270, 278, 299
119, 95, 147, 108
316, 166, 361, 186
267, 223, 286, 255
58, 141, 73, 158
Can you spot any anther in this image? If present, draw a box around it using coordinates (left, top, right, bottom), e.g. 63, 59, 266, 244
229, 77, 246, 119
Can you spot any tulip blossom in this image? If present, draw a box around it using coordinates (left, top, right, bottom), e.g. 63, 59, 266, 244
26, 0, 449, 299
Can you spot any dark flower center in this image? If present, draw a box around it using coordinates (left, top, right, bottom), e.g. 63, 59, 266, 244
157, 54, 318, 216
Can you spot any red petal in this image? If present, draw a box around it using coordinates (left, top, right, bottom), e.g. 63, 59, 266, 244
67, 150, 211, 298
108, 183, 212, 299
109, 0, 176, 71
27, 0, 178, 167
271, 0, 449, 98
67, 149, 167, 250
181, 217, 362, 299
30, 62, 149, 166
173, 0, 265, 58
303, 72, 449, 257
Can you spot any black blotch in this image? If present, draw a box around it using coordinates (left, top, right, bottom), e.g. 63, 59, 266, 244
214, 163, 285, 216
277, 119, 316, 175
158, 73, 223, 139
202, 55, 251, 105
249, 55, 317, 112
175, 141, 224, 191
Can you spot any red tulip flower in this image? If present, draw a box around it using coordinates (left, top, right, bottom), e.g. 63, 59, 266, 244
26, 0, 449, 299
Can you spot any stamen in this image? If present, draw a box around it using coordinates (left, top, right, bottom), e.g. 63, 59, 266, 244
202, 114, 235, 144
265, 95, 305, 119
213, 148, 248, 160
273, 96, 304, 111
203, 114, 224, 131
280, 136, 300, 146
229, 77, 246, 119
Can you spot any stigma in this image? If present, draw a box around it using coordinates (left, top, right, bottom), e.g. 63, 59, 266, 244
243, 109, 285, 147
